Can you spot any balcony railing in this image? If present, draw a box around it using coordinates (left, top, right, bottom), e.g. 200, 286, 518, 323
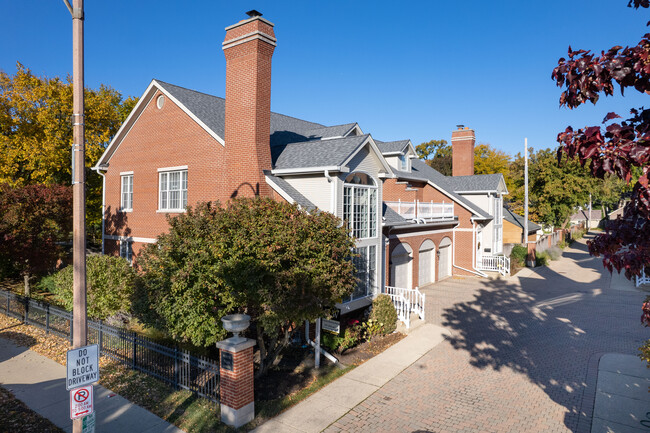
385, 200, 454, 221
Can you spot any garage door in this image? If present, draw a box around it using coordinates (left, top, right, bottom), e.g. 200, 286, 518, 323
419, 239, 435, 286
390, 243, 412, 289
438, 237, 452, 280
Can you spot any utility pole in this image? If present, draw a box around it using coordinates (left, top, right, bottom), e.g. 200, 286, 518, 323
62, 1, 87, 432
524, 138, 529, 244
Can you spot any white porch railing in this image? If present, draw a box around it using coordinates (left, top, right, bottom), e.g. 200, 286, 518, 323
479, 255, 510, 276
385, 200, 454, 221
387, 293, 410, 328
385, 285, 426, 328
637, 268, 650, 287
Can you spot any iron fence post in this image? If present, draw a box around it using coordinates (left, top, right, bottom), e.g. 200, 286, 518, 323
45, 305, 50, 334
174, 347, 179, 390
98, 322, 103, 355
132, 332, 137, 369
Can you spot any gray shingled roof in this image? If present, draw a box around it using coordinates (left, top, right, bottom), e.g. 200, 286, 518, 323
264, 172, 317, 211
503, 207, 541, 233
447, 174, 504, 192
304, 124, 358, 140
382, 202, 407, 224
410, 159, 492, 220
273, 135, 369, 170
376, 140, 410, 155
570, 209, 603, 221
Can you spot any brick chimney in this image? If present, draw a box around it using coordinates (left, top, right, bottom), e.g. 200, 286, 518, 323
451, 125, 475, 177
222, 10, 276, 198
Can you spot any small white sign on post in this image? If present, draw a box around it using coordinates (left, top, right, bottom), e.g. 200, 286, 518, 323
82, 411, 96, 433
322, 319, 340, 334
70, 385, 93, 420
66, 344, 99, 390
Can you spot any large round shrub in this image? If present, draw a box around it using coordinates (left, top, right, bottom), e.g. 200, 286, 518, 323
52, 254, 136, 320
369, 294, 398, 335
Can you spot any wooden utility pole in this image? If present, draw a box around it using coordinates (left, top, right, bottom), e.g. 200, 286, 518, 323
62, 1, 87, 432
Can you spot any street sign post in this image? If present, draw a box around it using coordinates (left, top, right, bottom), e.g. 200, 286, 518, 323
70, 385, 93, 419
66, 344, 99, 390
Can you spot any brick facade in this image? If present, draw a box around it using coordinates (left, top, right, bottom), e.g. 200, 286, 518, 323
219, 346, 254, 410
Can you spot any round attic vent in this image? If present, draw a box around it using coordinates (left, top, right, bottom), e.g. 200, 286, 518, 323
156, 95, 165, 109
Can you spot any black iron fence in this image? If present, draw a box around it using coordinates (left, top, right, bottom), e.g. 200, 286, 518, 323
0, 289, 219, 402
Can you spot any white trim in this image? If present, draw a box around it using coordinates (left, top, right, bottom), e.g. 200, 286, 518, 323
157, 165, 188, 172
388, 227, 455, 239
119, 171, 134, 175
156, 209, 186, 214
105, 235, 156, 244
222, 31, 277, 49
455, 190, 498, 194
94, 80, 226, 169
264, 175, 296, 205
341, 136, 393, 175
271, 166, 348, 175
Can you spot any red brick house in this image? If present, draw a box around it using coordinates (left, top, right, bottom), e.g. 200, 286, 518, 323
93, 11, 507, 315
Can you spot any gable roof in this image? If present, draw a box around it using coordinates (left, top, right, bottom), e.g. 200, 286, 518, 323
446, 173, 507, 194
409, 159, 492, 220
503, 207, 541, 233
376, 140, 411, 155
570, 209, 603, 221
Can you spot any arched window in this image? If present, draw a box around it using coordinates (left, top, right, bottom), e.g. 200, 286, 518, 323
343, 173, 377, 239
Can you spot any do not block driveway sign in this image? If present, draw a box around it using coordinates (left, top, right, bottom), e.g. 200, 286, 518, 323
70, 385, 93, 420
67, 344, 99, 390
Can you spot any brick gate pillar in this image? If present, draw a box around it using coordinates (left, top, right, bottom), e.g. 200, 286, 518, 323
217, 315, 256, 428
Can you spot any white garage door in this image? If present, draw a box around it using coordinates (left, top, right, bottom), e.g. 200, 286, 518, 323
438, 237, 452, 280
390, 243, 413, 289
419, 239, 435, 286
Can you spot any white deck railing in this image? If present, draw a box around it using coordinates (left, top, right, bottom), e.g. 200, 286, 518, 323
387, 292, 410, 328
385, 285, 426, 328
637, 268, 650, 287
479, 255, 510, 276
385, 200, 454, 221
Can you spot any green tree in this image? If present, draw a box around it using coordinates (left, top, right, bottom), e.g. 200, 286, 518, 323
0, 184, 72, 295
0, 63, 137, 237
416, 139, 452, 175
51, 254, 136, 320
136, 198, 356, 377
474, 143, 514, 192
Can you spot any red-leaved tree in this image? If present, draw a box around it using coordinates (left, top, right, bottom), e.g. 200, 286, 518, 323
0, 184, 72, 295
552, 1, 650, 279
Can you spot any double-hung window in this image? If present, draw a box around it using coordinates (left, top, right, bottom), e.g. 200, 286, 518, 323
120, 173, 133, 211
120, 240, 133, 264
158, 167, 187, 212
343, 173, 377, 239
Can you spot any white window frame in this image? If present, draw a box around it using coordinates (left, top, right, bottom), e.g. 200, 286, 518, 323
158, 167, 188, 212
120, 173, 133, 211
348, 244, 377, 301
343, 177, 378, 240
120, 240, 133, 264
399, 154, 408, 171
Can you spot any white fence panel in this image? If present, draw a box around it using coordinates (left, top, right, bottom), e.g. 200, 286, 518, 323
385, 285, 426, 327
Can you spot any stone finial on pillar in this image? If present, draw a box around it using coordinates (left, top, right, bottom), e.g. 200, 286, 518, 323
217, 314, 256, 428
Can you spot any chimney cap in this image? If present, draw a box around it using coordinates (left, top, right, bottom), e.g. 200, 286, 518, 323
246, 9, 263, 18
456, 124, 464, 129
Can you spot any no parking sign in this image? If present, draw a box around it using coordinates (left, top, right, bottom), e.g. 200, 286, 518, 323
70, 385, 93, 420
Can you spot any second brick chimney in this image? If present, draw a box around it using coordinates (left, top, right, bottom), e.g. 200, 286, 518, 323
222, 10, 276, 199
451, 126, 475, 177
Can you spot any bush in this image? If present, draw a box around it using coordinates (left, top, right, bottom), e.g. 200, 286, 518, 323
558, 240, 569, 249
510, 244, 528, 265
547, 246, 563, 261
339, 324, 362, 352
362, 319, 383, 341
535, 251, 550, 266
51, 254, 136, 320
369, 294, 398, 335
36, 275, 57, 293
321, 332, 344, 352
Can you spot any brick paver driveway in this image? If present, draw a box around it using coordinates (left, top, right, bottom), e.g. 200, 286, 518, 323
324, 236, 649, 433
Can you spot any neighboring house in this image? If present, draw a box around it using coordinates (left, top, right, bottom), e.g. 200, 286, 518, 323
569, 209, 602, 229
502, 207, 541, 244
93, 11, 508, 315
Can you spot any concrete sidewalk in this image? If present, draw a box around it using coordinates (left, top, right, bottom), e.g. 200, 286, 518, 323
592, 354, 650, 433
0, 336, 183, 433
252, 323, 451, 433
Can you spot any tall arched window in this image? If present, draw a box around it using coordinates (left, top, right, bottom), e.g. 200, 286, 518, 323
343, 173, 377, 239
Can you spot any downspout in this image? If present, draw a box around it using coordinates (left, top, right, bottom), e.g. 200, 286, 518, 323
452, 220, 487, 277
325, 169, 336, 214
91, 166, 107, 255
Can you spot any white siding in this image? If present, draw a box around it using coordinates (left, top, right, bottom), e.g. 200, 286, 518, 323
283, 175, 332, 212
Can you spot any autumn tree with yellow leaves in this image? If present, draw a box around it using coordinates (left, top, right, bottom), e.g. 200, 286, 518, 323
0, 63, 137, 237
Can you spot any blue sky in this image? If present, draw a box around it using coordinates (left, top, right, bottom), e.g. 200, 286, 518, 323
1, 1, 649, 156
